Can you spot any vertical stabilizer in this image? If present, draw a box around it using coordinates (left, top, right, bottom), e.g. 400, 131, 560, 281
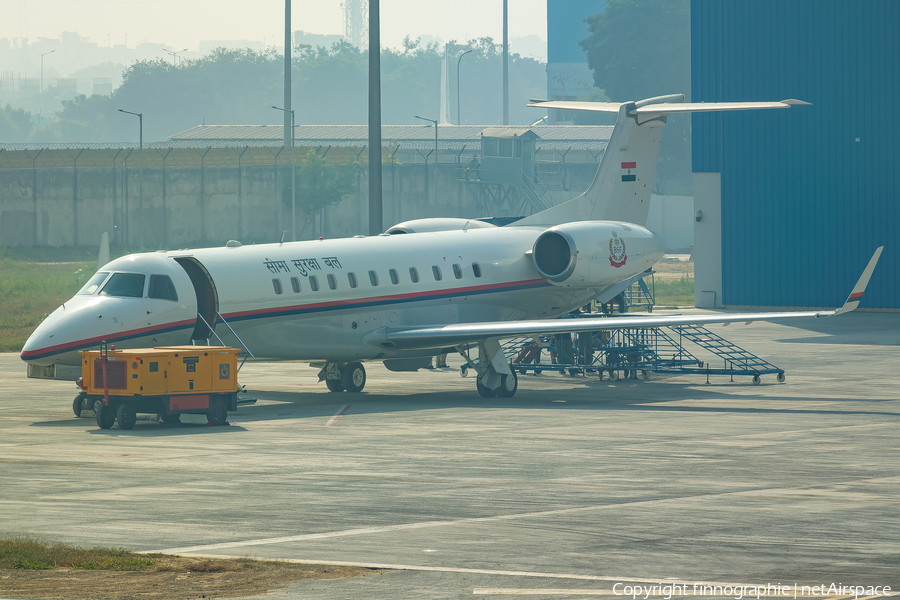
516, 100, 668, 228
517, 96, 807, 228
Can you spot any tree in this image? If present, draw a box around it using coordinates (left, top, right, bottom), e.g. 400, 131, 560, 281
0, 105, 34, 142
579, 0, 690, 102
290, 149, 360, 238
47, 39, 548, 143
579, 0, 692, 194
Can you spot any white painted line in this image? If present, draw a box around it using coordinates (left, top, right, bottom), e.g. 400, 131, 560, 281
326, 404, 351, 427
149, 503, 623, 554
139, 554, 713, 584
137, 553, 880, 595
474, 590, 615, 596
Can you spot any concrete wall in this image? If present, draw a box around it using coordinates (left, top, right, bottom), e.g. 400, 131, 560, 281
0, 161, 693, 251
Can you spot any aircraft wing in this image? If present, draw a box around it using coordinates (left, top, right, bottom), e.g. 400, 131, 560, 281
366, 247, 883, 351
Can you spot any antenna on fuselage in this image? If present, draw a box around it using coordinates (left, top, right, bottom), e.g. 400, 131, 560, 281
279, 230, 288, 246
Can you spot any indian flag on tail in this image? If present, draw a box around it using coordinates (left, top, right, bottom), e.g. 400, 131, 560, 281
621, 162, 636, 182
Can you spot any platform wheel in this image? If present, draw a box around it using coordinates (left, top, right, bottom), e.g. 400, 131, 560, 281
73, 395, 86, 417
752, 375, 761, 385
460, 365, 469, 377
159, 413, 181, 424
208, 398, 228, 426
641, 370, 651, 380
325, 378, 345, 392
534, 368, 542, 375
117, 403, 137, 430
342, 362, 366, 393
496, 370, 518, 398
476, 378, 496, 398
608, 371, 619, 382
94, 400, 115, 430
518, 368, 527, 376
776, 372, 786, 383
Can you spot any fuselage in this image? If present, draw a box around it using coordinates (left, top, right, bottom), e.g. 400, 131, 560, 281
21, 221, 663, 368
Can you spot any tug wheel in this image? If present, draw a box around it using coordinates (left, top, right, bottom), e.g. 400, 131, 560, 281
73, 395, 85, 417
94, 401, 115, 430
117, 403, 137, 430
208, 398, 228, 425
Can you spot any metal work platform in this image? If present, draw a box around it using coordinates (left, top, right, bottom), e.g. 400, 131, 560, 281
465, 314, 785, 385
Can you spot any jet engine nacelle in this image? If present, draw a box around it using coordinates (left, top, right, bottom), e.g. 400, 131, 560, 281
532, 221, 663, 288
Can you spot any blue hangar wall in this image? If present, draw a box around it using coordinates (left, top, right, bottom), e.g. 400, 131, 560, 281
691, 0, 898, 309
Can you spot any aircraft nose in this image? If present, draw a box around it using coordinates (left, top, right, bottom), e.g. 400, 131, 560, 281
20, 323, 52, 361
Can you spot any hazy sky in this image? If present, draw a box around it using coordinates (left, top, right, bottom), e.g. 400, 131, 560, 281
4, 0, 548, 53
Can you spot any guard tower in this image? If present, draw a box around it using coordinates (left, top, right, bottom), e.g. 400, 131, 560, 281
460, 128, 555, 216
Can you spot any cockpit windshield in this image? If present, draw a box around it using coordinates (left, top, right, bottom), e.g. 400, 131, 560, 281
98, 273, 146, 298
77, 271, 110, 295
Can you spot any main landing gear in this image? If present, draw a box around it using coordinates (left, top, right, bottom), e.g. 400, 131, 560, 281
319, 361, 367, 393
459, 339, 519, 398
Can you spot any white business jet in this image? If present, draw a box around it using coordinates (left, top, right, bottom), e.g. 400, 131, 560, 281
21, 95, 882, 397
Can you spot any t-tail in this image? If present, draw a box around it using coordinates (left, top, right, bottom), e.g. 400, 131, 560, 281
517, 94, 810, 228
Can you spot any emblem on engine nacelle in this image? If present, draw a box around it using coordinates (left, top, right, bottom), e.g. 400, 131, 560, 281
609, 232, 627, 268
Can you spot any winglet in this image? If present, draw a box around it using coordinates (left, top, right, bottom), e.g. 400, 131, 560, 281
833, 246, 883, 315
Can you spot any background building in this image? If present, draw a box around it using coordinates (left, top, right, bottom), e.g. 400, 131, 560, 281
545, 0, 604, 124
691, 0, 898, 310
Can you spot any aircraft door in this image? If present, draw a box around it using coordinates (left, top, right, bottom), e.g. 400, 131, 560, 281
173, 257, 220, 343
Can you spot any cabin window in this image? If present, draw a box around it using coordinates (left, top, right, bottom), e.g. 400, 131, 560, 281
389, 269, 399, 285
432, 266, 442, 281
148, 275, 178, 301
348, 272, 358, 288
452, 264, 462, 280
369, 270, 379, 286
291, 277, 301, 293
309, 276, 319, 291
499, 138, 513, 158
472, 262, 482, 277
99, 273, 145, 298
327, 274, 337, 290
409, 267, 419, 283
483, 138, 499, 157
272, 278, 283, 294
78, 271, 109, 295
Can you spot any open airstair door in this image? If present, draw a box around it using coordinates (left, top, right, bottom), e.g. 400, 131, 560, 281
174, 256, 220, 343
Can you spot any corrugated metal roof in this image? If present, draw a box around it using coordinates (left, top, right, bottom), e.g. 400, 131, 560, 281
169, 124, 613, 151
480, 128, 538, 139
692, 0, 898, 309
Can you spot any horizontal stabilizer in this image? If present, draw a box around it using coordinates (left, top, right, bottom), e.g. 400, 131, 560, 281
528, 97, 810, 117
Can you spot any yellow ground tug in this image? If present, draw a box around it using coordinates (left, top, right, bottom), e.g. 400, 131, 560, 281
76, 343, 242, 430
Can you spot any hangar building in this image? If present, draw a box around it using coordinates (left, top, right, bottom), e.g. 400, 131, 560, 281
691, 0, 897, 310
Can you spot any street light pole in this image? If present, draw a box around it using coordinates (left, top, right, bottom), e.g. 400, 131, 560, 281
118, 109, 143, 249
502, 0, 509, 125
273, 105, 296, 242
164, 48, 188, 66
40, 49, 55, 117
456, 49, 472, 125
414, 115, 438, 164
